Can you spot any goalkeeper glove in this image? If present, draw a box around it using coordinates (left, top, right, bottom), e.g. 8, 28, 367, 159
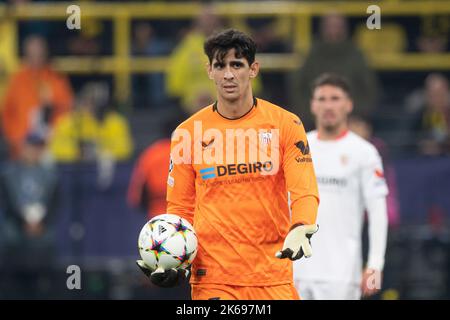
275, 224, 319, 261
136, 260, 189, 288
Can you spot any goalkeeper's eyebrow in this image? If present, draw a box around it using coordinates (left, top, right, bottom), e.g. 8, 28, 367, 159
212, 60, 246, 69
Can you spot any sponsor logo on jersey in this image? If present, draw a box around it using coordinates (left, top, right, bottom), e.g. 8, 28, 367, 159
375, 169, 384, 178
294, 140, 312, 163
217, 162, 273, 176
201, 138, 215, 150
200, 167, 217, 180
199, 161, 273, 180
171, 122, 280, 172
295, 156, 313, 163
295, 140, 310, 155
317, 176, 348, 187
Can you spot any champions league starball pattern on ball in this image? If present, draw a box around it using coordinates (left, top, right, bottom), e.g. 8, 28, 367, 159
138, 214, 198, 270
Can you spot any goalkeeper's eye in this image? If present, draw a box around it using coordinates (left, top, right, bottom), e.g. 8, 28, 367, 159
231, 61, 244, 69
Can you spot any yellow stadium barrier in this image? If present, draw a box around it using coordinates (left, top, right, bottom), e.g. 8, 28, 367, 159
1, 1, 449, 102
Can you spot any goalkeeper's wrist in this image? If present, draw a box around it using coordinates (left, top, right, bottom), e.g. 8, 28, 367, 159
290, 223, 319, 237
289, 223, 304, 231
290, 222, 318, 231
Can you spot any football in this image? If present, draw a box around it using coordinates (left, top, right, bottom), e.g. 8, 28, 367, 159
138, 213, 198, 270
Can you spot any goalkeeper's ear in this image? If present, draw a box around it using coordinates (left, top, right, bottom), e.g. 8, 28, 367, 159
249, 60, 260, 79
206, 63, 213, 80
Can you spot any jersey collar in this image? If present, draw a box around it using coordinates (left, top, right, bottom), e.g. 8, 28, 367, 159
212, 97, 258, 120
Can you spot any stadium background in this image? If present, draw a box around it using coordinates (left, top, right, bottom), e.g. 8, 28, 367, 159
0, 0, 449, 299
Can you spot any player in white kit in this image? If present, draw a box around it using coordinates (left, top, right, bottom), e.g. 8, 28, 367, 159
293, 73, 389, 300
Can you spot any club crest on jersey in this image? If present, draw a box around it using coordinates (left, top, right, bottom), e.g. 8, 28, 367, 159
340, 155, 349, 166
259, 132, 272, 145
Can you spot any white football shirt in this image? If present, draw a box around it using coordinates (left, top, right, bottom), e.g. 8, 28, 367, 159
293, 130, 388, 285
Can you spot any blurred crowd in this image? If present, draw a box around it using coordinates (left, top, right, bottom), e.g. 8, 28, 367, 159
0, 0, 449, 299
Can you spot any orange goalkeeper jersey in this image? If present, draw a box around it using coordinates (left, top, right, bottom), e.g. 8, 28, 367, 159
167, 98, 319, 286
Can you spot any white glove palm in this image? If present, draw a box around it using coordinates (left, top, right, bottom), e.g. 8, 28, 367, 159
275, 224, 319, 261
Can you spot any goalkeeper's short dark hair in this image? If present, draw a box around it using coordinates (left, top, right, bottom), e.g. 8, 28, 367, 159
204, 29, 257, 66
311, 73, 353, 99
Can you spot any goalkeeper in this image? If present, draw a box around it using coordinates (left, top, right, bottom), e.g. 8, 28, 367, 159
137, 29, 319, 300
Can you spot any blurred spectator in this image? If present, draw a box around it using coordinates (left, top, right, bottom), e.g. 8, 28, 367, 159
0, 16, 18, 106
406, 73, 450, 156
165, 5, 231, 115
416, 15, 448, 53
67, 33, 102, 57
292, 13, 379, 131
49, 82, 133, 162
355, 22, 407, 58
65, 0, 106, 56
166, 8, 262, 114
1, 35, 73, 159
127, 114, 186, 219
250, 17, 290, 54
49, 82, 133, 188
127, 89, 213, 218
0, 127, 8, 164
131, 22, 172, 108
417, 35, 448, 54
7, 0, 51, 39
250, 18, 290, 105
398, 217, 450, 299
67, 20, 103, 56
348, 115, 400, 228
127, 137, 170, 218
0, 132, 59, 299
